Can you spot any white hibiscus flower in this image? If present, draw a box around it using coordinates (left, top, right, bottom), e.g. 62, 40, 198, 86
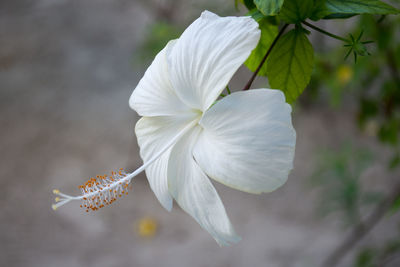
131, 11, 296, 245
52, 11, 296, 246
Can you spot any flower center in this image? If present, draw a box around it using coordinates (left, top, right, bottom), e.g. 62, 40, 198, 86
192, 108, 203, 117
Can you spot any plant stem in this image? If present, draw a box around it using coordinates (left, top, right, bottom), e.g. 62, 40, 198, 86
226, 85, 231, 95
242, 23, 289, 91
321, 182, 400, 267
302, 21, 350, 43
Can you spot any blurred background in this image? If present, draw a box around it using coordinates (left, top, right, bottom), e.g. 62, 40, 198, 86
1, 0, 399, 266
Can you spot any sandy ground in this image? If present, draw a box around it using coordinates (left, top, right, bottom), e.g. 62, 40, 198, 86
1, 1, 399, 267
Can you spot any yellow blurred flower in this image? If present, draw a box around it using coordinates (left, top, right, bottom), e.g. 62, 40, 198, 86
136, 217, 158, 238
337, 64, 353, 85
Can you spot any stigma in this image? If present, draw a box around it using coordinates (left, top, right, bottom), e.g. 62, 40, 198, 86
52, 168, 132, 212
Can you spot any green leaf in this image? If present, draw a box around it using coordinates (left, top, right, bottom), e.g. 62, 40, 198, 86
245, 19, 278, 76
312, 0, 399, 20
247, 8, 267, 22
279, 0, 315, 23
243, 0, 257, 10
323, 13, 357, 19
254, 0, 284, 16
267, 27, 314, 103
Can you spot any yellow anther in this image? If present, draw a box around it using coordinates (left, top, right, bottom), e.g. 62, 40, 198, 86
55, 197, 60, 202
52, 204, 58, 211
53, 189, 60, 194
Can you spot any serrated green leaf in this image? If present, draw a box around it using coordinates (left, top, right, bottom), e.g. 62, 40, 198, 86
266, 28, 314, 103
312, 0, 399, 20
279, 0, 315, 23
254, 0, 285, 16
327, 0, 399, 14
245, 19, 278, 76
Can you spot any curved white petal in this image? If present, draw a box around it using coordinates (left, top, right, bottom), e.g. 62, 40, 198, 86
135, 113, 197, 210
167, 11, 260, 111
193, 89, 296, 194
168, 126, 240, 246
129, 40, 190, 116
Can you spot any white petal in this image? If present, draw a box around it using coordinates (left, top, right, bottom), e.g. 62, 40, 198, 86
129, 40, 190, 116
168, 126, 240, 246
135, 113, 197, 211
167, 11, 260, 111
193, 89, 296, 194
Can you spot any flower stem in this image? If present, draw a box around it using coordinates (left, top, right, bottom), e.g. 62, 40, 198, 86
243, 23, 289, 91
226, 85, 231, 95
302, 21, 350, 43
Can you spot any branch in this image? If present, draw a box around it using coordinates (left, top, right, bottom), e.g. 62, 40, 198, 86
302, 21, 349, 43
242, 23, 289, 91
321, 183, 400, 267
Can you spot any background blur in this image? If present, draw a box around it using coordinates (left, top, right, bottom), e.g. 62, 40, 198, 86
1, 0, 399, 266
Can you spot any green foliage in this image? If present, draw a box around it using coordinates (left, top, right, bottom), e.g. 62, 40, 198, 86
245, 18, 278, 76
355, 248, 376, 267
247, 8, 281, 24
278, 0, 315, 23
241, 0, 257, 10
322, 13, 357, 20
344, 31, 373, 62
247, 8, 267, 22
266, 27, 314, 103
312, 0, 400, 20
235, 0, 399, 105
308, 13, 400, 167
254, 0, 284, 16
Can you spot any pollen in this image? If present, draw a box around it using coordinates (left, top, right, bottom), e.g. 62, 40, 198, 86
78, 168, 131, 212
